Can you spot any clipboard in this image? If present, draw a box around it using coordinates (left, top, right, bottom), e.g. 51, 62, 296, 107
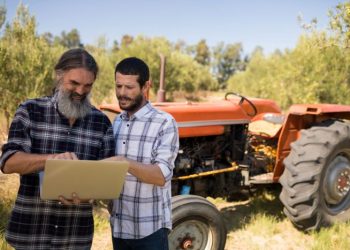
40, 159, 128, 200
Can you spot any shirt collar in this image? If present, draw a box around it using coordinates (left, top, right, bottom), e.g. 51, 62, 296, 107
120, 101, 152, 121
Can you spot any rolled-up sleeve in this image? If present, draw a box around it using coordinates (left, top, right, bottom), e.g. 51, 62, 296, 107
153, 118, 179, 182
0, 105, 32, 172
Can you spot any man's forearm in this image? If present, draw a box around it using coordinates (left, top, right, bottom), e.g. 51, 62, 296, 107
128, 159, 166, 186
104, 156, 166, 186
2, 151, 51, 175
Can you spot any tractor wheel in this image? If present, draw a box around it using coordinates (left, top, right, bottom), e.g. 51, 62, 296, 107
279, 120, 350, 231
168, 195, 226, 250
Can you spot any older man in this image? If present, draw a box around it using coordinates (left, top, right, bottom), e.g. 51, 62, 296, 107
0, 48, 115, 250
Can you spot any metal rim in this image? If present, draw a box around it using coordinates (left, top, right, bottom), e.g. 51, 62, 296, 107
323, 154, 350, 213
168, 219, 213, 250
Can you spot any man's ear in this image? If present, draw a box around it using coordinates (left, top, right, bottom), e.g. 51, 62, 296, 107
143, 80, 152, 100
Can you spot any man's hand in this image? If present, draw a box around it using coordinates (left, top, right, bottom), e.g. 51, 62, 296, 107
58, 192, 93, 206
51, 153, 89, 205
49, 152, 78, 160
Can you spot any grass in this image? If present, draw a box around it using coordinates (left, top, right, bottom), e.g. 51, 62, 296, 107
218, 186, 350, 250
311, 222, 350, 250
2, 175, 350, 250
0, 174, 18, 250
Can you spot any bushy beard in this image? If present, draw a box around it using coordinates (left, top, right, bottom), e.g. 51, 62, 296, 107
57, 88, 92, 119
118, 93, 144, 113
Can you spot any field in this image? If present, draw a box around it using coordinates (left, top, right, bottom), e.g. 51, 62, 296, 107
1, 173, 350, 250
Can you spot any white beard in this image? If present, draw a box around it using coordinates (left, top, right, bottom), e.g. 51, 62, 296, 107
57, 88, 92, 119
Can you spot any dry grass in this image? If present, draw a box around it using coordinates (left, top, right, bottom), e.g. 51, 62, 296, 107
216, 187, 350, 250
2, 176, 350, 250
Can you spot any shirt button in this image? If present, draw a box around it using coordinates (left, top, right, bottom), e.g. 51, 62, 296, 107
55, 225, 58, 229
123, 141, 126, 144
127, 124, 130, 127
58, 202, 62, 205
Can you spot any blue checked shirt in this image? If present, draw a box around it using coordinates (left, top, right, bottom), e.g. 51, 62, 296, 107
0, 94, 115, 250
111, 102, 179, 239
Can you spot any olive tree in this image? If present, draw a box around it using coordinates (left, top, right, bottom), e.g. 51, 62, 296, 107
0, 4, 63, 129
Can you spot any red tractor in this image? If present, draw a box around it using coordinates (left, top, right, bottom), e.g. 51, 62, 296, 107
100, 92, 350, 250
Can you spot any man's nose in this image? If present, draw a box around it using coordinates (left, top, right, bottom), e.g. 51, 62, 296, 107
118, 86, 126, 95
75, 85, 86, 95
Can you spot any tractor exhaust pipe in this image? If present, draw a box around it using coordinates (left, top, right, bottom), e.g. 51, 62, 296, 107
157, 53, 166, 102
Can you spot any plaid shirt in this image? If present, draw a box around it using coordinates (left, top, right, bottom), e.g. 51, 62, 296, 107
0, 94, 115, 250
111, 102, 179, 239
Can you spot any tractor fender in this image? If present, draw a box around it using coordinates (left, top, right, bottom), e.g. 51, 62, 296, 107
273, 103, 350, 182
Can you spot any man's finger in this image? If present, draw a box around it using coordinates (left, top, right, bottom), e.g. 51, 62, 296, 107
70, 152, 78, 160
72, 193, 81, 205
59, 196, 73, 205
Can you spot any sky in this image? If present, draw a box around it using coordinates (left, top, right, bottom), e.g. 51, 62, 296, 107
3, 0, 343, 55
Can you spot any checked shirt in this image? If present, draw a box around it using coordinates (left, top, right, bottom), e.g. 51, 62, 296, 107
0, 94, 115, 250
111, 102, 179, 239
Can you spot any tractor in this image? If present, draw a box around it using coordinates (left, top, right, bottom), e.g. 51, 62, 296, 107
100, 91, 350, 250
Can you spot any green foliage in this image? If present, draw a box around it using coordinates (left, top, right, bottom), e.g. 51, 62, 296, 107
0, 5, 5, 29
120, 34, 134, 48
213, 42, 245, 88
0, 3, 64, 128
85, 36, 116, 104
227, 1, 350, 110
54, 28, 82, 48
329, 1, 350, 48
111, 35, 218, 99
194, 39, 210, 66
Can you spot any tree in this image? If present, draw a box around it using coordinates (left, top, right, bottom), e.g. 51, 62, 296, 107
111, 39, 119, 53
40, 31, 55, 45
121, 34, 133, 47
329, 1, 350, 48
55, 28, 82, 48
0, 4, 5, 29
212, 42, 245, 89
0, 3, 64, 129
227, 1, 350, 110
85, 36, 116, 104
194, 39, 210, 66
111, 35, 218, 100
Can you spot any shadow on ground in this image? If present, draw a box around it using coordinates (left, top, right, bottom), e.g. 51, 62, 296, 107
219, 184, 285, 232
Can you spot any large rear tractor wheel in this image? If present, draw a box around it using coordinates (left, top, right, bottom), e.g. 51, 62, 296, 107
280, 120, 350, 231
169, 195, 226, 250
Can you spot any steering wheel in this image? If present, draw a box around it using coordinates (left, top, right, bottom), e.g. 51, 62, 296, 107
225, 92, 258, 117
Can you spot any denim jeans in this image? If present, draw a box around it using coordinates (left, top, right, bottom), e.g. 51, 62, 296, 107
111, 228, 169, 250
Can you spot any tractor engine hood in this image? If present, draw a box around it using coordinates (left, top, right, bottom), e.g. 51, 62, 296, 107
100, 97, 281, 138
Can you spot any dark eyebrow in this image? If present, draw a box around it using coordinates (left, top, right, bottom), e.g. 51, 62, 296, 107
70, 79, 93, 86
70, 80, 80, 85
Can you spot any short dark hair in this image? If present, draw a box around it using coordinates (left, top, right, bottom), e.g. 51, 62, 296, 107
55, 48, 98, 80
114, 57, 149, 88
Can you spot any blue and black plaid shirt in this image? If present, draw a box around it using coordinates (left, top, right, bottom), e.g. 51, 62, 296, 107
0, 94, 115, 250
